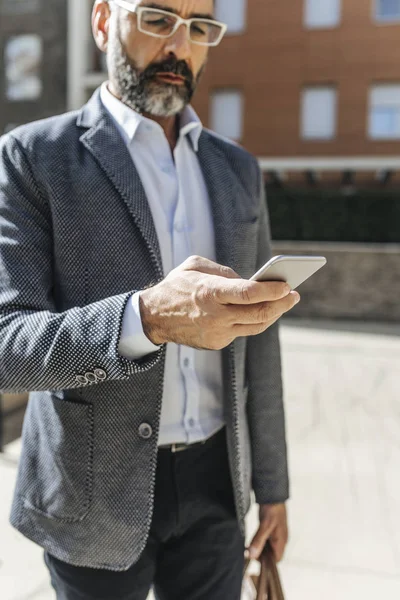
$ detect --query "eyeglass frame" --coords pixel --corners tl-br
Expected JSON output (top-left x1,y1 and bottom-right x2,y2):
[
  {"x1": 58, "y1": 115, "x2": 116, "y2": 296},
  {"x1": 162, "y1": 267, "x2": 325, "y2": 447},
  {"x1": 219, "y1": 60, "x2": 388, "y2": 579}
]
[{"x1": 110, "y1": 0, "x2": 228, "y2": 47}]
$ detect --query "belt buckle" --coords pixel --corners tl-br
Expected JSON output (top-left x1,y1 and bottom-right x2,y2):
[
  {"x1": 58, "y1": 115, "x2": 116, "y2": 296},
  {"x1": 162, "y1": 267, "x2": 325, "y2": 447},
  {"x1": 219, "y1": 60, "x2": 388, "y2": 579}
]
[{"x1": 171, "y1": 443, "x2": 188, "y2": 453}]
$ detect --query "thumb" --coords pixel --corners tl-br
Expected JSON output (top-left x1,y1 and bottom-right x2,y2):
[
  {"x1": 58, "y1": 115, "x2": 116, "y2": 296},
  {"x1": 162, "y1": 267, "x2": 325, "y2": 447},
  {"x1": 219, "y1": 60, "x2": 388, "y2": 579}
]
[{"x1": 249, "y1": 521, "x2": 275, "y2": 560}]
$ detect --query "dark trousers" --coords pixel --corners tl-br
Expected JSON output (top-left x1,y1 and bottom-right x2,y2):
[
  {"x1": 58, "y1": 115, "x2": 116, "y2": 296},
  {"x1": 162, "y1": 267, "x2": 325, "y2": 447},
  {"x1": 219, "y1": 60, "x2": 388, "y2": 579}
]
[{"x1": 44, "y1": 428, "x2": 245, "y2": 600}]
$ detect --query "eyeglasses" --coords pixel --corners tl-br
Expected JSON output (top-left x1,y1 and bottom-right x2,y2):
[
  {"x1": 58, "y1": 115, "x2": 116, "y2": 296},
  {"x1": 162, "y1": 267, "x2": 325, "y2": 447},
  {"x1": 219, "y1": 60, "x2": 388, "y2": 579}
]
[{"x1": 111, "y1": 1, "x2": 228, "y2": 47}]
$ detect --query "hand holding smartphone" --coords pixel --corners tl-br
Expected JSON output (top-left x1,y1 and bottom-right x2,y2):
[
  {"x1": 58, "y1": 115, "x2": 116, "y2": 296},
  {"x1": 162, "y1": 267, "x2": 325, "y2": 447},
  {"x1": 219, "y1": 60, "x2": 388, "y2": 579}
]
[{"x1": 250, "y1": 255, "x2": 327, "y2": 289}]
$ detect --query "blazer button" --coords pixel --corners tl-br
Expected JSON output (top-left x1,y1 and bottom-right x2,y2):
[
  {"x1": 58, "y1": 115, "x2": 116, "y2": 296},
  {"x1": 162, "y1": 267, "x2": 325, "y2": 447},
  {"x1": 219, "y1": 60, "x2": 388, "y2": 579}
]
[
  {"x1": 76, "y1": 375, "x2": 88, "y2": 385},
  {"x1": 138, "y1": 423, "x2": 153, "y2": 440},
  {"x1": 85, "y1": 372, "x2": 97, "y2": 384},
  {"x1": 94, "y1": 368, "x2": 107, "y2": 381}
]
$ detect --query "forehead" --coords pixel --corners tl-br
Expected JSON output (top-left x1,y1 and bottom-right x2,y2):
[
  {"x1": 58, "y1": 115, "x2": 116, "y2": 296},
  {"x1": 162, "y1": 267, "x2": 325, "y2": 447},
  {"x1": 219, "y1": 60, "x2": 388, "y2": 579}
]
[{"x1": 136, "y1": 0, "x2": 214, "y2": 18}]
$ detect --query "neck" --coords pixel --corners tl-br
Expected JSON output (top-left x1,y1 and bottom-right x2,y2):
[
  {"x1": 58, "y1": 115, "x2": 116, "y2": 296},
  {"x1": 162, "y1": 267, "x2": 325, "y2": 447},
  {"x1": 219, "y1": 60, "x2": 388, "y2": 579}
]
[{"x1": 107, "y1": 82, "x2": 180, "y2": 150}]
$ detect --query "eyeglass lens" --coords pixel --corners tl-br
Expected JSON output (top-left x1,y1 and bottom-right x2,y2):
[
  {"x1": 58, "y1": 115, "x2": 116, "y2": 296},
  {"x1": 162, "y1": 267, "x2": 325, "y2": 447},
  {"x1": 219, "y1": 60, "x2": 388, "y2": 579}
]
[{"x1": 140, "y1": 10, "x2": 223, "y2": 44}]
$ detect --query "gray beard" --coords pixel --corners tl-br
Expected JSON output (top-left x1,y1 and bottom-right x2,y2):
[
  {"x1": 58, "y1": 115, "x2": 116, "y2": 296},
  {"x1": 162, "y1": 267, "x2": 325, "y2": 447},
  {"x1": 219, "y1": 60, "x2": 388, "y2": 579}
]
[{"x1": 107, "y1": 34, "x2": 191, "y2": 117}]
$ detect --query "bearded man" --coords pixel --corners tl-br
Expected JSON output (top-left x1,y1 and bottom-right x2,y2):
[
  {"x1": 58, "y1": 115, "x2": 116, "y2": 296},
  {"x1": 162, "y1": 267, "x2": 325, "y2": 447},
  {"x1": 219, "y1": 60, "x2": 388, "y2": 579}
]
[{"x1": 0, "y1": 1, "x2": 299, "y2": 598}]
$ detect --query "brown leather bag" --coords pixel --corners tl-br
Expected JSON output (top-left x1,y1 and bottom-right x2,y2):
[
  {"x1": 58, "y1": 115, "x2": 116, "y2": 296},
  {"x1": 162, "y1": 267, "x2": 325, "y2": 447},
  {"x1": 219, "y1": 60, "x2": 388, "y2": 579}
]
[{"x1": 243, "y1": 542, "x2": 285, "y2": 600}]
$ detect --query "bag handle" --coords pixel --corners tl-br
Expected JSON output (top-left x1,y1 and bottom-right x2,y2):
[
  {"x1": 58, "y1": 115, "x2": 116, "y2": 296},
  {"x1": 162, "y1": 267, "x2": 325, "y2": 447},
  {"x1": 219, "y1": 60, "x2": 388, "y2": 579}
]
[{"x1": 243, "y1": 542, "x2": 285, "y2": 600}]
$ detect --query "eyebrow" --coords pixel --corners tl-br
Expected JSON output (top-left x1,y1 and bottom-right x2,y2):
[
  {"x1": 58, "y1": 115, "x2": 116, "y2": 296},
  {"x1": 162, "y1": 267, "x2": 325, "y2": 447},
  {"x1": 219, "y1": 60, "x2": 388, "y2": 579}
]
[{"x1": 142, "y1": 3, "x2": 215, "y2": 20}]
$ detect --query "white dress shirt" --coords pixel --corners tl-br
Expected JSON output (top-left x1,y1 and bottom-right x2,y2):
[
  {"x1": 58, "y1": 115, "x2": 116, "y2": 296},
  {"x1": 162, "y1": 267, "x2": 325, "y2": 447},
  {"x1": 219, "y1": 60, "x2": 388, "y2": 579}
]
[{"x1": 100, "y1": 83, "x2": 225, "y2": 446}]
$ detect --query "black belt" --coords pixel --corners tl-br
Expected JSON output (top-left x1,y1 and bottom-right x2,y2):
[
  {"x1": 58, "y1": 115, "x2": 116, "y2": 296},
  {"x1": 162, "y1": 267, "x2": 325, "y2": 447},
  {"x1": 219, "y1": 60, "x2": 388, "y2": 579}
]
[
  {"x1": 158, "y1": 439, "x2": 207, "y2": 453},
  {"x1": 158, "y1": 427, "x2": 225, "y2": 453}
]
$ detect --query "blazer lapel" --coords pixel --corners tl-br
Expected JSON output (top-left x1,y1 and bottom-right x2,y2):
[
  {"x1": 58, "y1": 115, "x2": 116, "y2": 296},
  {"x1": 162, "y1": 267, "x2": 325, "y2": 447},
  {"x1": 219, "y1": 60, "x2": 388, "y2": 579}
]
[
  {"x1": 77, "y1": 90, "x2": 163, "y2": 279},
  {"x1": 197, "y1": 132, "x2": 245, "y2": 403},
  {"x1": 197, "y1": 133, "x2": 240, "y2": 274}
]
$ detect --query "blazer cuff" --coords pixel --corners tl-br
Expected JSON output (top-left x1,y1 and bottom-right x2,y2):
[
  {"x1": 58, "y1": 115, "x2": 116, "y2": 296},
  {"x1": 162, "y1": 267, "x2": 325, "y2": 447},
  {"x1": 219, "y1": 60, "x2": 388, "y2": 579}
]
[{"x1": 118, "y1": 292, "x2": 162, "y2": 360}]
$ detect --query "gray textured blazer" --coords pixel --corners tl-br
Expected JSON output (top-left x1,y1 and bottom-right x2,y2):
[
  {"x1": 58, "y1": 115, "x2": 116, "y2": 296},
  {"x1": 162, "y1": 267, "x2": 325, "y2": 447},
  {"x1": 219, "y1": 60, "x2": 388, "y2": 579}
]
[{"x1": 0, "y1": 89, "x2": 288, "y2": 571}]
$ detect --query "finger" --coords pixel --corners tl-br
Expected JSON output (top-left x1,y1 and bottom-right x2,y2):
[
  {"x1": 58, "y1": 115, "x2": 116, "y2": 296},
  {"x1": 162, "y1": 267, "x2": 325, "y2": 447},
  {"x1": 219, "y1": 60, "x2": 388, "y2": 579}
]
[
  {"x1": 233, "y1": 321, "x2": 280, "y2": 338},
  {"x1": 214, "y1": 279, "x2": 292, "y2": 306},
  {"x1": 180, "y1": 255, "x2": 240, "y2": 279},
  {"x1": 233, "y1": 315, "x2": 282, "y2": 338},
  {"x1": 248, "y1": 521, "x2": 276, "y2": 559},
  {"x1": 228, "y1": 291, "x2": 300, "y2": 326},
  {"x1": 269, "y1": 525, "x2": 289, "y2": 563}
]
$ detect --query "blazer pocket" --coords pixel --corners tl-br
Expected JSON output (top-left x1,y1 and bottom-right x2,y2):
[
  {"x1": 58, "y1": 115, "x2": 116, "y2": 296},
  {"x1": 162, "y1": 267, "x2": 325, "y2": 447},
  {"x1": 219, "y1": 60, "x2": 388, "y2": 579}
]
[{"x1": 22, "y1": 395, "x2": 94, "y2": 522}]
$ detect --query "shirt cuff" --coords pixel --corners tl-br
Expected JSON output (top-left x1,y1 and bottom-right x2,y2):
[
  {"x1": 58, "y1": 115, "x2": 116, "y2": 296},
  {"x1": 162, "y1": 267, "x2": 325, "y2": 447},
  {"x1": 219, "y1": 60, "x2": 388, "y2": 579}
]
[{"x1": 118, "y1": 292, "x2": 161, "y2": 360}]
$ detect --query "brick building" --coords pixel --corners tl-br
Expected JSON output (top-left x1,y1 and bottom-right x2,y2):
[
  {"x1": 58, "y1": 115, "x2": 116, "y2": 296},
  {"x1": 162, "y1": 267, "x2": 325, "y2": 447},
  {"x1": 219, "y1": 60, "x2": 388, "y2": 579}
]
[
  {"x1": 3, "y1": 0, "x2": 400, "y2": 173},
  {"x1": 63, "y1": 0, "x2": 400, "y2": 179},
  {"x1": 199, "y1": 0, "x2": 400, "y2": 155}
]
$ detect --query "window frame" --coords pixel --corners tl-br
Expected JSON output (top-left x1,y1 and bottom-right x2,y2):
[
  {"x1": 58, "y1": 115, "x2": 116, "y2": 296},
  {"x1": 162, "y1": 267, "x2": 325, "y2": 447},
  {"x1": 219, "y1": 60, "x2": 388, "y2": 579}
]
[
  {"x1": 210, "y1": 88, "x2": 244, "y2": 142},
  {"x1": 368, "y1": 84, "x2": 400, "y2": 140},
  {"x1": 300, "y1": 85, "x2": 338, "y2": 141},
  {"x1": 374, "y1": 0, "x2": 400, "y2": 24},
  {"x1": 304, "y1": 0, "x2": 342, "y2": 30},
  {"x1": 214, "y1": 0, "x2": 247, "y2": 35}
]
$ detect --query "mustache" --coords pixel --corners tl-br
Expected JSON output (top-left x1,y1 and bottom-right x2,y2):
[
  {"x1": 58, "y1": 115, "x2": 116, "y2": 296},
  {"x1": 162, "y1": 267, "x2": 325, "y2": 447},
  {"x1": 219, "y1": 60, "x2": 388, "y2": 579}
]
[{"x1": 142, "y1": 58, "x2": 194, "y2": 88}]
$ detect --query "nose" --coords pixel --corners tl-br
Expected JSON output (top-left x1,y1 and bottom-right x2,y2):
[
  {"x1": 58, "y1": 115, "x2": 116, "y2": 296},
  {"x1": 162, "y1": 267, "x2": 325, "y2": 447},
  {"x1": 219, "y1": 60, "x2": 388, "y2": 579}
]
[{"x1": 164, "y1": 23, "x2": 191, "y2": 61}]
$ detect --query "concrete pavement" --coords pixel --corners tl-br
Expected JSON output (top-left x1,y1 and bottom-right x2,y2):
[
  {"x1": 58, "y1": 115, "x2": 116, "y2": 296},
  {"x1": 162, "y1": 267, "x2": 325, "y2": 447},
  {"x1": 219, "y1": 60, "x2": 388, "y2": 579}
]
[{"x1": 1, "y1": 319, "x2": 400, "y2": 599}]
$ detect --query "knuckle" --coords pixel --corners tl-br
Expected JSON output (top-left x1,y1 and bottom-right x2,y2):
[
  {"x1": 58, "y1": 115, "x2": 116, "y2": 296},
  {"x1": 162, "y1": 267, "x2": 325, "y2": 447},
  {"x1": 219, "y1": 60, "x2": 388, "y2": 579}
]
[
  {"x1": 240, "y1": 283, "x2": 252, "y2": 304},
  {"x1": 186, "y1": 254, "x2": 202, "y2": 268},
  {"x1": 221, "y1": 265, "x2": 239, "y2": 279},
  {"x1": 195, "y1": 281, "x2": 215, "y2": 304},
  {"x1": 271, "y1": 282, "x2": 289, "y2": 301},
  {"x1": 258, "y1": 302, "x2": 272, "y2": 323}
]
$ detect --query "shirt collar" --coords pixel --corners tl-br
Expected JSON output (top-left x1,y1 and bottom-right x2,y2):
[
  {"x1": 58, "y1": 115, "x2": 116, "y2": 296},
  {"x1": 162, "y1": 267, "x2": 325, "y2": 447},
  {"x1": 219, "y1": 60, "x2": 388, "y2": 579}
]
[{"x1": 100, "y1": 82, "x2": 202, "y2": 152}]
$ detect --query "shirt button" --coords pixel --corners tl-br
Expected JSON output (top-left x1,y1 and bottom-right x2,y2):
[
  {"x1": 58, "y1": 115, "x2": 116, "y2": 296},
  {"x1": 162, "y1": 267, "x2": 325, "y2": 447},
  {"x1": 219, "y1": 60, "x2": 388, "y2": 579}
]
[
  {"x1": 138, "y1": 423, "x2": 153, "y2": 440},
  {"x1": 183, "y1": 358, "x2": 190, "y2": 368},
  {"x1": 174, "y1": 223, "x2": 185, "y2": 233},
  {"x1": 188, "y1": 419, "x2": 195, "y2": 428}
]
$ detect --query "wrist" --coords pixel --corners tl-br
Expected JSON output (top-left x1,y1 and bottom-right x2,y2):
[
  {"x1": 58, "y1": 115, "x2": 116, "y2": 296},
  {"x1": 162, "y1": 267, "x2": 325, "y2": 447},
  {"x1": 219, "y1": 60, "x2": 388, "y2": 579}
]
[{"x1": 139, "y1": 288, "x2": 167, "y2": 346}]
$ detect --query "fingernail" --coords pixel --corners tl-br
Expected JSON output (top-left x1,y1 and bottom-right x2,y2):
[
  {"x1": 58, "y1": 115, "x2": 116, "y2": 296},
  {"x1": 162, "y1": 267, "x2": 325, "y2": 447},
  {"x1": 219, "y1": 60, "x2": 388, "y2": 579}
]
[
  {"x1": 249, "y1": 547, "x2": 258, "y2": 559},
  {"x1": 291, "y1": 291, "x2": 300, "y2": 304}
]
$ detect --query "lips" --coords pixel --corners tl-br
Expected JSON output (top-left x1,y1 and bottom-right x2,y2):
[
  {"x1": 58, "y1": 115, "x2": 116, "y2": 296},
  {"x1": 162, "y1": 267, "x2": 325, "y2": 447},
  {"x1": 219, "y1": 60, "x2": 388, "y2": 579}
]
[{"x1": 156, "y1": 72, "x2": 186, "y2": 85}]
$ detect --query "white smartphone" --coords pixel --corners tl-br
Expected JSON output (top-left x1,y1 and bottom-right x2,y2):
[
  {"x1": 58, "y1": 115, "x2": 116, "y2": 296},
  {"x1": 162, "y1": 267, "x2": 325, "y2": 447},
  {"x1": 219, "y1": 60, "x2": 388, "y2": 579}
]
[{"x1": 250, "y1": 255, "x2": 327, "y2": 290}]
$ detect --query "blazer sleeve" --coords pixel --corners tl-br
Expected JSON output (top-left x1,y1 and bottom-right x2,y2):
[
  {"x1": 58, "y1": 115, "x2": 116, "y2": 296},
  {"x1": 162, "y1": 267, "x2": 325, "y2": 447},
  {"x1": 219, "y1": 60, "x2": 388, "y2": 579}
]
[
  {"x1": 245, "y1": 165, "x2": 290, "y2": 505},
  {"x1": 0, "y1": 134, "x2": 163, "y2": 393}
]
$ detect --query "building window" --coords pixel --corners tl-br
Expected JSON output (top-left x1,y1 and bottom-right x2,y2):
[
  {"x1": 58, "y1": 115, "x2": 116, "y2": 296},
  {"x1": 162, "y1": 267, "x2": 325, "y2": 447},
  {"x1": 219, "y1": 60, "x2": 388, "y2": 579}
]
[
  {"x1": 375, "y1": 0, "x2": 400, "y2": 21},
  {"x1": 369, "y1": 85, "x2": 400, "y2": 139},
  {"x1": 304, "y1": 0, "x2": 341, "y2": 29},
  {"x1": 215, "y1": 0, "x2": 246, "y2": 34},
  {"x1": 211, "y1": 90, "x2": 243, "y2": 141},
  {"x1": 301, "y1": 87, "x2": 337, "y2": 140},
  {"x1": 5, "y1": 35, "x2": 43, "y2": 102}
]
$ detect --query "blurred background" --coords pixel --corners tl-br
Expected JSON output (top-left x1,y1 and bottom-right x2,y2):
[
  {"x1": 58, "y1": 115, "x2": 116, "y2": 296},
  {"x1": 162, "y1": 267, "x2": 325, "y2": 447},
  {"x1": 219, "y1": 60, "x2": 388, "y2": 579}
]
[{"x1": 1, "y1": 0, "x2": 400, "y2": 598}]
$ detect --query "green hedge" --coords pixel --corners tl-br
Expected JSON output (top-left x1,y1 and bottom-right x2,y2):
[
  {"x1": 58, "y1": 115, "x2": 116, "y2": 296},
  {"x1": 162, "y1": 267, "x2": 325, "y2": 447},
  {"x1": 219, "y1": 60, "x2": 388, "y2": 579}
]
[{"x1": 266, "y1": 186, "x2": 400, "y2": 243}]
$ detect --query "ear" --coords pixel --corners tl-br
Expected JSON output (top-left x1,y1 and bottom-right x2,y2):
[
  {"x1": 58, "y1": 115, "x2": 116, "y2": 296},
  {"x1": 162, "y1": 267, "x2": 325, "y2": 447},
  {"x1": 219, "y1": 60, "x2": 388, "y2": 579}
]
[{"x1": 92, "y1": 0, "x2": 112, "y2": 53}]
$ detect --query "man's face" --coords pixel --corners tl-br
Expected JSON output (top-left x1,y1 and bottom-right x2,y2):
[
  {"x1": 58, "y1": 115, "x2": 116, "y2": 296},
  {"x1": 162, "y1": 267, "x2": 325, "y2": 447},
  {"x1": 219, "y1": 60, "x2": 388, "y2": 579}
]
[{"x1": 103, "y1": 0, "x2": 214, "y2": 116}]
